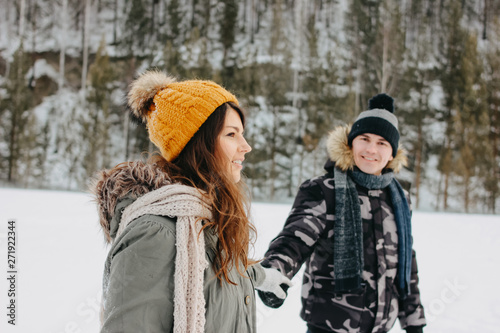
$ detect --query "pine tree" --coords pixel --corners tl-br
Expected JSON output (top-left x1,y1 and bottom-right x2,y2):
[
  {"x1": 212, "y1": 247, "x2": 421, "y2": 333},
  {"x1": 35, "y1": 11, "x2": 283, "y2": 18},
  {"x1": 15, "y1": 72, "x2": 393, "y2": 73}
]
[
  {"x1": 241, "y1": 0, "x2": 295, "y2": 200},
  {"x1": 261, "y1": 0, "x2": 294, "y2": 200},
  {"x1": 371, "y1": 0, "x2": 406, "y2": 95},
  {"x1": 298, "y1": 14, "x2": 348, "y2": 182},
  {"x1": 344, "y1": 0, "x2": 381, "y2": 109},
  {"x1": 166, "y1": 0, "x2": 182, "y2": 44},
  {"x1": 83, "y1": 38, "x2": 117, "y2": 180},
  {"x1": 220, "y1": 0, "x2": 238, "y2": 85},
  {"x1": 436, "y1": 1, "x2": 468, "y2": 210},
  {"x1": 0, "y1": 45, "x2": 33, "y2": 183},
  {"x1": 33, "y1": 120, "x2": 51, "y2": 188},
  {"x1": 181, "y1": 27, "x2": 213, "y2": 80},
  {"x1": 121, "y1": 0, "x2": 153, "y2": 55},
  {"x1": 397, "y1": 0, "x2": 438, "y2": 209},
  {"x1": 482, "y1": 17, "x2": 500, "y2": 213},
  {"x1": 58, "y1": 0, "x2": 69, "y2": 89},
  {"x1": 81, "y1": 0, "x2": 93, "y2": 91},
  {"x1": 453, "y1": 33, "x2": 489, "y2": 212}
]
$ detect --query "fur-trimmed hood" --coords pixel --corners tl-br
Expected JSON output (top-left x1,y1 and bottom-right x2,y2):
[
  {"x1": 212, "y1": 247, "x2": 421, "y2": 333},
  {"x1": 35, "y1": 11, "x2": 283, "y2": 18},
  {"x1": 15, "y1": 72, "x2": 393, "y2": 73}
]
[
  {"x1": 326, "y1": 125, "x2": 407, "y2": 173},
  {"x1": 90, "y1": 161, "x2": 171, "y2": 243}
]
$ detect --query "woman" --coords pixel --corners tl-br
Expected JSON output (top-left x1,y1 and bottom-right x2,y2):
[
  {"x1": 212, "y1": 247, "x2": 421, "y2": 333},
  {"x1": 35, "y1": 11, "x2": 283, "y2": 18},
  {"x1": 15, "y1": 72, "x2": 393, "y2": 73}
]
[
  {"x1": 92, "y1": 70, "x2": 291, "y2": 333},
  {"x1": 259, "y1": 94, "x2": 426, "y2": 333}
]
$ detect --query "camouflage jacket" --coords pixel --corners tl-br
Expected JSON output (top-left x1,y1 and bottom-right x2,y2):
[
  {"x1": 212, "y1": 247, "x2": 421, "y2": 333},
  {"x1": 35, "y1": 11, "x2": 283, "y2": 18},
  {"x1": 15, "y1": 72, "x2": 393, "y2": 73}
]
[{"x1": 262, "y1": 126, "x2": 426, "y2": 333}]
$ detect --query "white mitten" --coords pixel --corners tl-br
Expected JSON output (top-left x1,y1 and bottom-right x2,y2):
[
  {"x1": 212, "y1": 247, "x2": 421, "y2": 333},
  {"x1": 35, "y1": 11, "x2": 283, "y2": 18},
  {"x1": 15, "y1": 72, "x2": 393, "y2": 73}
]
[{"x1": 256, "y1": 265, "x2": 293, "y2": 299}]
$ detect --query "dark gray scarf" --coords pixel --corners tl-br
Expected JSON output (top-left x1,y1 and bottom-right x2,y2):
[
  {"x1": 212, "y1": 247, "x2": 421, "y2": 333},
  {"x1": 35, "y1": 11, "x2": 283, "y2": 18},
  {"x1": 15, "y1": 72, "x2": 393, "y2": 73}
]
[{"x1": 333, "y1": 167, "x2": 412, "y2": 299}]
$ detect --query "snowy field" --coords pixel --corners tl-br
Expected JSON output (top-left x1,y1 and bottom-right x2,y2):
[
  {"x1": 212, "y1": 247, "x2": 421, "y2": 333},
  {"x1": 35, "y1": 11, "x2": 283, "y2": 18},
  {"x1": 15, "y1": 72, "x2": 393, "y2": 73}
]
[{"x1": 0, "y1": 187, "x2": 499, "y2": 333}]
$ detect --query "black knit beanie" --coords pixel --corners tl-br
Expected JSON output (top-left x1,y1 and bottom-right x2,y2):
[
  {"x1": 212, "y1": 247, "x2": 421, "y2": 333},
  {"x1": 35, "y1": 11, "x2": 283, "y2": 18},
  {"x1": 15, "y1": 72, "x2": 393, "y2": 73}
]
[{"x1": 347, "y1": 93, "x2": 400, "y2": 157}]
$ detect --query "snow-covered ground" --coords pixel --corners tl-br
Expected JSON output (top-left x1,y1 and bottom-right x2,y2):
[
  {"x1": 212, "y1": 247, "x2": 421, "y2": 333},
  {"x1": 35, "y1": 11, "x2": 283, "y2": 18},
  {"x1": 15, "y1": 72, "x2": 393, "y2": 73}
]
[{"x1": 0, "y1": 188, "x2": 499, "y2": 333}]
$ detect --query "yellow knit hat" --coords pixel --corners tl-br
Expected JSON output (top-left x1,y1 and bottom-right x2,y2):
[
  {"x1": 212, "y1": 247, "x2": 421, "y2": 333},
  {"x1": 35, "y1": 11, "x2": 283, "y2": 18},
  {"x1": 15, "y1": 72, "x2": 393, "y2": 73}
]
[{"x1": 128, "y1": 70, "x2": 239, "y2": 161}]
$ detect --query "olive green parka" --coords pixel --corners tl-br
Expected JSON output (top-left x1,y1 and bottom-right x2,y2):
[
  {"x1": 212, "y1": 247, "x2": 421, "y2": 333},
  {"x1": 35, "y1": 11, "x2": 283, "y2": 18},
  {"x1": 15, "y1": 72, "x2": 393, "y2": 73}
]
[{"x1": 92, "y1": 161, "x2": 265, "y2": 333}]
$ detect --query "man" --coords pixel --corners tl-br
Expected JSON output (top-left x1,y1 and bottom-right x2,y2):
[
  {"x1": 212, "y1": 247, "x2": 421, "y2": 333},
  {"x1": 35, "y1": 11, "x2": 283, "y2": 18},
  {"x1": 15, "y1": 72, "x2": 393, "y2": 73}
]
[{"x1": 258, "y1": 94, "x2": 426, "y2": 333}]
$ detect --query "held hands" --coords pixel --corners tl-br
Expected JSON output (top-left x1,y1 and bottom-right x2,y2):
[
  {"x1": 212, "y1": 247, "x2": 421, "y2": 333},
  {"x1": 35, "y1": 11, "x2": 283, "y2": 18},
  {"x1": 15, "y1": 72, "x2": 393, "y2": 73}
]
[{"x1": 256, "y1": 265, "x2": 293, "y2": 308}]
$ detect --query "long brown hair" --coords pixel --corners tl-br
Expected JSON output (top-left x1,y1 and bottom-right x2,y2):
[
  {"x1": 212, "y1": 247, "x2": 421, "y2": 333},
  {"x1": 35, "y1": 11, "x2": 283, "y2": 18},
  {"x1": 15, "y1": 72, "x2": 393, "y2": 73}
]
[{"x1": 150, "y1": 101, "x2": 257, "y2": 284}]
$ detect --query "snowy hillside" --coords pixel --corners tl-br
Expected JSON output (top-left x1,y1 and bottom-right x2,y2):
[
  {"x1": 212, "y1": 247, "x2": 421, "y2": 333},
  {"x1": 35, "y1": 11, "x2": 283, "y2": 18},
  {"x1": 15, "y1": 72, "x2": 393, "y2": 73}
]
[
  {"x1": 1, "y1": 0, "x2": 499, "y2": 213},
  {"x1": 0, "y1": 188, "x2": 499, "y2": 332}
]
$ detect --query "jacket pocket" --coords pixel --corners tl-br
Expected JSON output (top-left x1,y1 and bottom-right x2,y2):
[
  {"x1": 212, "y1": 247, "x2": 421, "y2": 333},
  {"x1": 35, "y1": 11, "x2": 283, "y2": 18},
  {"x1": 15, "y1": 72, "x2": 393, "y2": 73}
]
[{"x1": 306, "y1": 284, "x2": 367, "y2": 331}]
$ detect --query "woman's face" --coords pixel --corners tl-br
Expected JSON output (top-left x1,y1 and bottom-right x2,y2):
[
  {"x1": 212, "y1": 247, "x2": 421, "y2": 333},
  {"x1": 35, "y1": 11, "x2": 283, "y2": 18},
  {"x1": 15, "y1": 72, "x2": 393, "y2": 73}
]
[
  {"x1": 217, "y1": 107, "x2": 252, "y2": 183},
  {"x1": 352, "y1": 133, "x2": 393, "y2": 175}
]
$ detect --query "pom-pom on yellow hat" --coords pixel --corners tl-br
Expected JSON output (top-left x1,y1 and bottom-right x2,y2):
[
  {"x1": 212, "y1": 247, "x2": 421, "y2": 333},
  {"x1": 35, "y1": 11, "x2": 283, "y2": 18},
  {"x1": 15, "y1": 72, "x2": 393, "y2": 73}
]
[{"x1": 127, "y1": 70, "x2": 239, "y2": 161}]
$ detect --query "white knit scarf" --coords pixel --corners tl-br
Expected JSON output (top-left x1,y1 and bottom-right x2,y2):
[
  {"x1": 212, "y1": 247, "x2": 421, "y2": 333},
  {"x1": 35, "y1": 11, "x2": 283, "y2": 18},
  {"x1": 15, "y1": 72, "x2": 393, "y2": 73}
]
[{"x1": 116, "y1": 184, "x2": 213, "y2": 333}]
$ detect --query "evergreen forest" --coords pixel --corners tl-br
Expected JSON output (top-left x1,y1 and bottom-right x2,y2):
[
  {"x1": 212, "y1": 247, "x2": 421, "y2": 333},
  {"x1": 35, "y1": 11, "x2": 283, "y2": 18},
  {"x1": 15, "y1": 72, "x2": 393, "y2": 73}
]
[{"x1": 0, "y1": 0, "x2": 499, "y2": 213}]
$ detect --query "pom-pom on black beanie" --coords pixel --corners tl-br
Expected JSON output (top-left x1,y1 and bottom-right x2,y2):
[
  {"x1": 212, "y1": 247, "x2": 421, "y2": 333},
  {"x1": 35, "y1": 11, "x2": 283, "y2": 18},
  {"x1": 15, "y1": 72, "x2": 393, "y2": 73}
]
[{"x1": 347, "y1": 93, "x2": 400, "y2": 157}]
